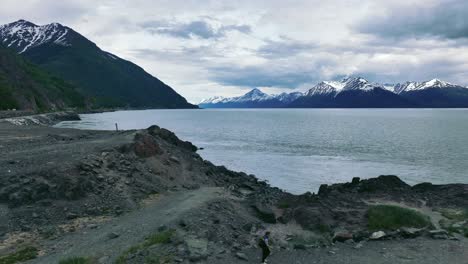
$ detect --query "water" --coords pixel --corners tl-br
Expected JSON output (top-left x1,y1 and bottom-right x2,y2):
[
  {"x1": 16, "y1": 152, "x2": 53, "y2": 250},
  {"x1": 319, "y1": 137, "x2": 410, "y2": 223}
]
[{"x1": 56, "y1": 109, "x2": 468, "y2": 194}]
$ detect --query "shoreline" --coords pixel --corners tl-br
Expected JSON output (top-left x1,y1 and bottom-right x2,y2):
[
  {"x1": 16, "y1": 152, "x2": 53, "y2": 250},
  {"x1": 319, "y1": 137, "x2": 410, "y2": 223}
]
[{"x1": 0, "y1": 112, "x2": 467, "y2": 263}]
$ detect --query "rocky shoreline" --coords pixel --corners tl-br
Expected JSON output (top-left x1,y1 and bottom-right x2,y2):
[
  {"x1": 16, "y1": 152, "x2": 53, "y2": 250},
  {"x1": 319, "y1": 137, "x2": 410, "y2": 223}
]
[{"x1": 0, "y1": 113, "x2": 467, "y2": 264}]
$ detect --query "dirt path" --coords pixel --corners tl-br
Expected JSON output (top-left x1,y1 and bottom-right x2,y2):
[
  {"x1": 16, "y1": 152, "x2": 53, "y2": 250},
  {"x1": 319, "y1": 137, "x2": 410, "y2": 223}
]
[
  {"x1": 213, "y1": 237, "x2": 468, "y2": 264},
  {"x1": 29, "y1": 187, "x2": 226, "y2": 264}
]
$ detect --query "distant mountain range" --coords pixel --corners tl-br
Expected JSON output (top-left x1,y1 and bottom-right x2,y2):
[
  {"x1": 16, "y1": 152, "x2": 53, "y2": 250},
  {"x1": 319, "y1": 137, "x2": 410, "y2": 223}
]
[
  {"x1": 0, "y1": 20, "x2": 196, "y2": 110},
  {"x1": 200, "y1": 77, "x2": 468, "y2": 108}
]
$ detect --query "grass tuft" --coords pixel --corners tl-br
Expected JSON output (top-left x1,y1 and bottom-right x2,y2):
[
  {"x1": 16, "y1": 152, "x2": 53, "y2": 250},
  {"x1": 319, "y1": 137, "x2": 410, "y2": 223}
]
[
  {"x1": 367, "y1": 205, "x2": 431, "y2": 231},
  {"x1": 115, "y1": 229, "x2": 175, "y2": 264},
  {"x1": 0, "y1": 247, "x2": 38, "y2": 264}
]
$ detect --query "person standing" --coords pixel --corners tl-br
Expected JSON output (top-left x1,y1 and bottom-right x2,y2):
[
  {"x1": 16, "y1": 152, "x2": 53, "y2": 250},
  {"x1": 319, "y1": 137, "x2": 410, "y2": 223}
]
[{"x1": 258, "y1": 231, "x2": 271, "y2": 263}]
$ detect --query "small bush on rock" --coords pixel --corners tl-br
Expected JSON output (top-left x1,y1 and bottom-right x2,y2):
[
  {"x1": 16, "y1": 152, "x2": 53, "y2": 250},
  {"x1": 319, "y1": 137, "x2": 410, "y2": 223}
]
[{"x1": 367, "y1": 205, "x2": 431, "y2": 231}]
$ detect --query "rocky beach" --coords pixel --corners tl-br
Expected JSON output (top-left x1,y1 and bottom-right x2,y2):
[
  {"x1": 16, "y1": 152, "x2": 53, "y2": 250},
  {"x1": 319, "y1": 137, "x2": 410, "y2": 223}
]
[{"x1": 0, "y1": 112, "x2": 467, "y2": 264}]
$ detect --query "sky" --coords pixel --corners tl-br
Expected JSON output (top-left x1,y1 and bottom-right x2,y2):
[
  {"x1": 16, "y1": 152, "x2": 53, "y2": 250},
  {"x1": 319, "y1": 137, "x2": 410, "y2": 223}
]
[{"x1": 1, "y1": 0, "x2": 468, "y2": 103}]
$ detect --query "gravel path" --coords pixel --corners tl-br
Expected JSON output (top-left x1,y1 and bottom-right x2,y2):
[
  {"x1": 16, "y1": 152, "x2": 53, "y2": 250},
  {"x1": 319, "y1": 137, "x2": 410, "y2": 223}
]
[
  {"x1": 29, "y1": 187, "x2": 225, "y2": 264},
  {"x1": 213, "y1": 237, "x2": 468, "y2": 264}
]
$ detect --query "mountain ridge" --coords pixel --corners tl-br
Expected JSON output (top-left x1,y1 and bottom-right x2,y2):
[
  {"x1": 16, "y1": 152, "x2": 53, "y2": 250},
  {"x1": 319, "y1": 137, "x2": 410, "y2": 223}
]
[
  {"x1": 0, "y1": 20, "x2": 197, "y2": 109},
  {"x1": 200, "y1": 77, "x2": 468, "y2": 108}
]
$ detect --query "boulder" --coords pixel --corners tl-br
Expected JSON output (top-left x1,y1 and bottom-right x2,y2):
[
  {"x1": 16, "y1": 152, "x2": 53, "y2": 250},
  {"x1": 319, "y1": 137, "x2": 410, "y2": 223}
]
[
  {"x1": 251, "y1": 204, "x2": 276, "y2": 223},
  {"x1": 400, "y1": 227, "x2": 425, "y2": 238},
  {"x1": 333, "y1": 231, "x2": 354, "y2": 242},
  {"x1": 429, "y1": 229, "x2": 448, "y2": 240},
  {"x1": 370, "y1": 231, "x2": 386, "y2": 240},
  {"x1": 132, "y1": 133, "x2": 162, "y2": 158}
]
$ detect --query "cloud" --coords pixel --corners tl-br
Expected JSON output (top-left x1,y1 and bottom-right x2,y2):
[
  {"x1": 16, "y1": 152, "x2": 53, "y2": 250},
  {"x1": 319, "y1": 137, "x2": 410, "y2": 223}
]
[
  {"x1": 356, "y1": 1, "x2": 468, "y2": 40},
  {"x1": 209, "y1": 62, "x2": 327, "y2": 88},
  {"x1": 141, "y1": 19, "x2": 251, "y2": 39},
  {"x1": 258, "y1": 37, "x2": 317, "y2": 58},
  {"x1": 2, "y1": 0, "x2": 468, "y2": 102}
]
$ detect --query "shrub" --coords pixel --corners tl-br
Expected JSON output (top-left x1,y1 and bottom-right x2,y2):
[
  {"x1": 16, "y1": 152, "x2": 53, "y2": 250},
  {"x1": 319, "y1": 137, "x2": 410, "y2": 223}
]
[
  {"x1": 115, "y1": 229, "x2": 175, "y2": 264},
  {"x1": 0, "y1": 247, "x2": 38, "y2": 264},
  {"x1": 367, "y1": 205, "x2": 431, "y2": 231}
]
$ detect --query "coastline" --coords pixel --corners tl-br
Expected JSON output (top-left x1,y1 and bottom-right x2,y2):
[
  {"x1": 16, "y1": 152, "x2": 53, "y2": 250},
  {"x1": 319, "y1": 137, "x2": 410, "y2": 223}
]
[{"x1": 0, "y1": 112, "x2": 466, "y2": 263}]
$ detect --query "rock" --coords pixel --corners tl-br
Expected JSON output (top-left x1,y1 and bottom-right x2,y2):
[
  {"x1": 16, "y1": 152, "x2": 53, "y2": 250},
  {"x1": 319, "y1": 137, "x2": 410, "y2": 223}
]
[
  {"x1": 353, "y1": 230, "x2": 370, "y2": 242},
  {"x1": 107, "y1": 232, "x2": 120, "y2": 239},
  {"x1": 370, "y1": 231, "x2": 386, "y2": 240},
  {"x1": 429, "y1": 229, "x2": 448, "y2": 240},
  {"x1": 66, "y1": 212, "x2": 79, "y2": 220},
  {"x1": 354, "y1": 242, "x2": 364, "y2": 249},
  {"x1": 169, "y1": 156, "x2": 180, "y2": 164},
  {"x1": 333, "y1": 231, "x2": 354, "y2": 243},
  {"x1": 133, "y1": 133, "x2": 162, "y2": 158},
  {"x1": 251, "y1": 204, "x2": 276, "y2": 223},
  {"x1": 400, "y1": 227, "x2": 425, "y2": 238},
  {"x1": 235, "y1": 252, "x2": 248, "y2": 261},
  {"x1": 351, "y1": 177, "x2": 360, "y2": 184},
  {"x1": 318, "y1": 184, "x2": 329, "y2": 196},
  {"x1": 186, "y1": 237, "x2": 209, "y2": 261}
]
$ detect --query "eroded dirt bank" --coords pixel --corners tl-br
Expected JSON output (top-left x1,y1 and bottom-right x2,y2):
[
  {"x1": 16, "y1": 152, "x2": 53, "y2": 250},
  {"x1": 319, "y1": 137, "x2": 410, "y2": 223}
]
[{"x1": 0, "y1": 114, "x2": 466, "y2": 264}]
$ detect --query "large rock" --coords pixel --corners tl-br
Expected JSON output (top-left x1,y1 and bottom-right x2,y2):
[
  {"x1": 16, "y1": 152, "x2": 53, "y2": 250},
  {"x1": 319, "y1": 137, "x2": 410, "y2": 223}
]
[
  {"x1": 400, "y1": 227, "x2": 425, "y2": 238},
  {"x1": 333, "y1": 231, "x2": 354, "y2": 242},
  {"x1": 370, "y1": 231, "x2": 386, "y2": 240},
  {"x1": 251, "y1": 203, "x2": 276, "y2": 223},
  {"x1": 133, "y1": 133, "x2": 162, "y2": 158},
  {"x1": 429, "y1": 229, "x2": 448, "y2": 240}
]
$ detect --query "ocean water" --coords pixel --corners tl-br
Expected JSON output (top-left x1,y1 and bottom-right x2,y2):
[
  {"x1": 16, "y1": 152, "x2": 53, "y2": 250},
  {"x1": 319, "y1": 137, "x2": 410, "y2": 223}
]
[{"x1": 56, "y1": 109, "x2": 468, "y2": 194}]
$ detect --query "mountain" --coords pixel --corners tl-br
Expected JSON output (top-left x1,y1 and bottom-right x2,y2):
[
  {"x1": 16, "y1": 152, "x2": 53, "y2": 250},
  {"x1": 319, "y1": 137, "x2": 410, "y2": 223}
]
[
  {"x1": 396, "y1": 79, "x2": 468, "y2": 107},
  {"x1": 291, "y1": 77, "x2": 414, "y2": 108},
  {"x1": 199, "y1": 88, "x2": 303, "y2": 108},
  {"x1": 0, "y1": 20, "x2": 196, "y2": 109},
  {"x1": 200, "y1": 77, "x2": 468, "y2": 108},
  {"x1": 0, "y1": 44, "x2": 85, "y2": 111}
]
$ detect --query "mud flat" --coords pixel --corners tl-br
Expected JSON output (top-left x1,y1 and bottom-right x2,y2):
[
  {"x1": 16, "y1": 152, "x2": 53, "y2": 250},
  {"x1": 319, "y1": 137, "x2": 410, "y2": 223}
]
[{"x1": 0, "y1": 113, "x2": 466, "y2": 264}]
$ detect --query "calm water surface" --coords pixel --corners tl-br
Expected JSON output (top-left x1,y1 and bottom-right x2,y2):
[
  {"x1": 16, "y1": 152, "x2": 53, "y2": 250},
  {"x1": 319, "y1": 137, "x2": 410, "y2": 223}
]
[{"x1": 56, "y1": 109, "x2": 468, "y2": 194}]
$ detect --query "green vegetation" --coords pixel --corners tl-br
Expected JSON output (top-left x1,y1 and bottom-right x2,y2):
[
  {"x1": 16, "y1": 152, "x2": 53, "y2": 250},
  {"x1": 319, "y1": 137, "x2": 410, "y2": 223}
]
[
  {"x1": 277, "y1": 201, "x2": 291, "y2": 209},
  {"x1": 58, "y1": 257, "x2": 96, "y2": 264},
  {"x1": 367, "y1": 205, "x2": 432, "y2": 231},
  {"x1": 439, "y1": 208, "x2": 468, "y2": 221},
  {"x1": 115, "y1": 229, "x2": 175, "y2": 264},
  {"x1": 0, "y1": 247, "x2": 38, "y2": 264},
  {"x1": 0, "y1": 45, "x2": 85, "y2": 111},
  {"x1": 438, "y1": 208, "x2": 468, "y2": 237}
]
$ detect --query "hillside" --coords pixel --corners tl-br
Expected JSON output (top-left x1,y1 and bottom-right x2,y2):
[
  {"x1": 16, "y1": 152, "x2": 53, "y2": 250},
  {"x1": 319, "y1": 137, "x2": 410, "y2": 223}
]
[
  {"x1": 0, "y1": 20, "x2": 196, "y2": 109},
  {"x1": 0, "y1": 45, "x2": 85, "y2": 111}
]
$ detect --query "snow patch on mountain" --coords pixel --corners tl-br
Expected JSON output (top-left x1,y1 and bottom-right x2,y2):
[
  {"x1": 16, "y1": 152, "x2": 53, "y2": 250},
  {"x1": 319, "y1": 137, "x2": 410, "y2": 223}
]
[
  {"x1": 0, "y1": 20, "x2": 71, "y2": 53},
  {"x1": 200, "y1": 88, "x2": 303, "y2": 105}
]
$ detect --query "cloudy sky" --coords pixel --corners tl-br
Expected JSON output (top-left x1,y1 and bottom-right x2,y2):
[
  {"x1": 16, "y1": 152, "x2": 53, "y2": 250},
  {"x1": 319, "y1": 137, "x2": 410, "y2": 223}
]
[{"x1": 1, "y1": 0, "x2": 468, "y2": 103}]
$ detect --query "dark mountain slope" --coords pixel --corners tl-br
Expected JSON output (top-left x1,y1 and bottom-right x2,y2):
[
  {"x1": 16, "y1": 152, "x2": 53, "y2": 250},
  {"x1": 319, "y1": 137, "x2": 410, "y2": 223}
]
[
  {"x1": 0, "y1": 20, "x2": 196, "y2": 109},
  {"x1": 0, "y1": 45, "x2": 85, "y2": 111}
]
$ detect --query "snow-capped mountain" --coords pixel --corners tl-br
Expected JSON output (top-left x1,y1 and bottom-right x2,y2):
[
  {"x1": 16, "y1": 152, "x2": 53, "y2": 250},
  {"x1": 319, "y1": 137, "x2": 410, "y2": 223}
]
[
  {"x1": 200, "y1": 77, "x2": 468, "y2": 108},
  {"x1": 305, "y1": 77, "x2": 384, "y2": 97},
  {"x1": 199, "y1": 89, "x2": 303, "y2": 108},
  {"x1": 391, "y1": 79, "x2": 462, "y2": 94},
  {"x1": 0, "y1": 20, "x2": 71, "y2": 53},
  {"x1": 0, "y1": 19, "x2": 196, "y2": 109},
  {"x1": 232, "y1": 88, "x2": 274, "y2": 102}
]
